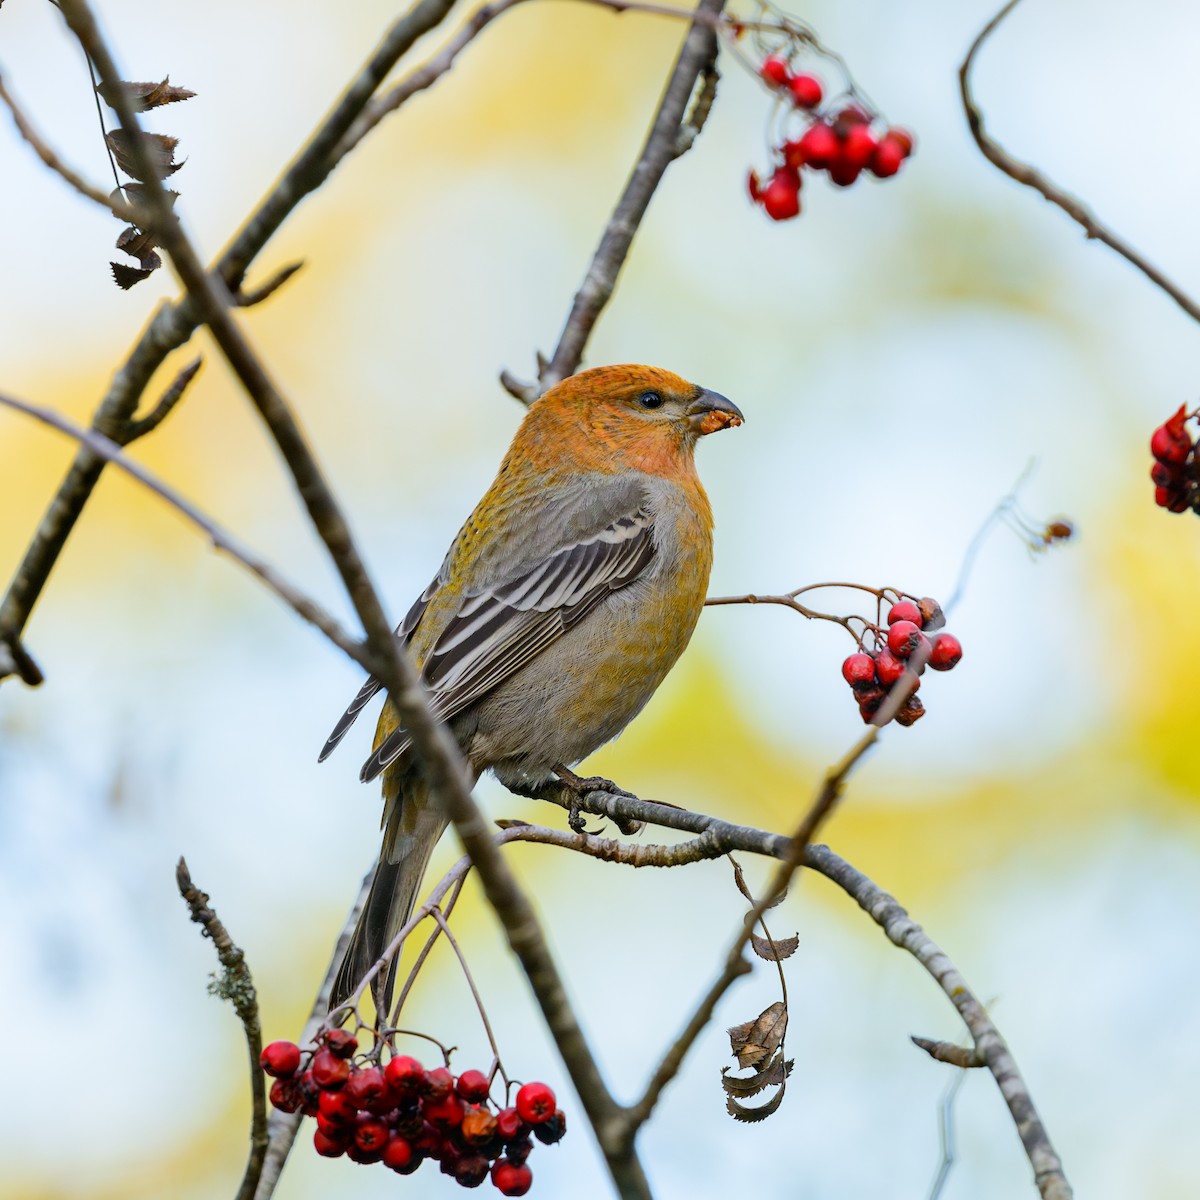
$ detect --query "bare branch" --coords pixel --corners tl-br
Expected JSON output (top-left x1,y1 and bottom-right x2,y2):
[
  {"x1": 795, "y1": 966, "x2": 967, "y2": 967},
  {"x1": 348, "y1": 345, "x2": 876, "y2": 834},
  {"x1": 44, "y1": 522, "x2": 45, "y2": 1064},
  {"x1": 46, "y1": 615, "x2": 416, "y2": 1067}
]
[
  {"x1": 808, "y1": 845, "x2": 1073, "y2": 1200},
  {"x1": 0, "y1": 390, "x2": 373, "y2": 671},
  {"x1": 175, "y1": 858, "x2": 266, "y2": 1200},
  {"x1": 124, "y1": 356, "x2": 202, "y2": 440},
  {"x1": 961, "y1": 0, "x2": 1200, "y2": 325},
  {"x1": 0, "y1": 73, "x2": 137, "y2": 222},
  {"x1": 253, "y1": 869, "x2": 372, "y2": 1200},
  {"x1": 0, "y1": 0, "x2": 463, "y2": 676},
  {"x1": 507, "y1": 0, "x2": 728, "y2": 398},
  {"x1": 911, "y1": 1036, "x2": 986, "y2": 1069},
  {"x1": 235, "y1": 260, "x2": 305, "y2": 308}
]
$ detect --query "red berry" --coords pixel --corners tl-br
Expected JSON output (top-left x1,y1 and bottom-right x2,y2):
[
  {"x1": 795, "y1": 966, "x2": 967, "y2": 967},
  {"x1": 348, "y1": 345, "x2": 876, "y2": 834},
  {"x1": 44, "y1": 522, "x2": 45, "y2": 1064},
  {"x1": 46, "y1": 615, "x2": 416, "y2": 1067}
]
[
  {"x1": 382, "y1": 1134, "x2": 415, "y2": 1171},
  {"x1": 1151, "y1": 461, "x2": 1180, "y2": 486},
  {"x1": 422, "y1": 1066, "x2": 454, "y2": 1101},
  {"x1": 354, "y1": 1118, "x2": 390, "y2": 1153},
  {"x1": 532, "y1": 1109, "x2": 567, "y2": 1145},
  {"x1": 795, "y1": 122, "x2": 838, "y2": 169},
  {"x1": 259, "y1": 1040, "x2": 301, "y2": 1078},
  {"x1": 269, "y1": 1077, "x2": 301, "y2": 1113},
  {"x1": 788, "y1": 73, "x2": 823, "y2": 108},
  {"x1": 929, "y1": 633, "x2": 962, "y2": 671},
  {"x1": 1151, "y1": 424, "x2": 1191, "y2": 464},
  {"x1": 886, "y1": 127, "x2": 915, "y2": 156},
  {"x1": 457, "y1": 1069, "x2": 491, "y2": 1104},
  {"x1": 840, "y1": 123, "x2": 878, "y2": 170},
  {"x1": 887, "y1": 620, "x2": 922, "y2": 659},
  {"x1": 841, "y1": 652, "x2": 876, "y2": 685},
  {"x1": 424, "y1": 1093, "x2": 466, "y2": 1127},
  {"x1": 346, "y1": 1139, "x2": 385, "y2": 1164},
  {"x1": 496, "y1": 1106, "x2": 527, "y2": 1141},
  {"x1": 313, "y1": 1128, "x2": 350, "y2": 1157},
  {"x1": 515, "y1": 1081, "x2": 557, "y2": 1125},
  {"x1": 318, "y1": 1087, "x2": 357, "y2": 1125},
  {"x1": 384, "y1": 1054, "x2": 424, "y2": 1092},
  {"x1": 886, "y1": 600, "x2": 924, "y2": 628},
  {"x1": 492, "y1": 1158, "x2": 534, "y2": 1197},
  {"x1": 1169, "y1": 490, "x2": 1193, "y2": 513},
  {"x1": 323, "y1": 1028, "x2": 358, "y2": 1059},
  {"x1": 761, "y1": 168, "x2": 801, "y2": 221},
  {"x1": 830, "y1": 106, "x2": 868, "y2": 136},
  {"x1": 1154, "y1": 485, "x2": 1173, "y2": 508},
  {"x1": 344, "y1": 1066, "x2": 386, "y2": 1109},
  {"x1": 874, "y1": 648, "x2": 906, "y2": 687},
  {"x1": 747, "y1": 169, "x2": 762, "y2": 204},
  {"x1": 827, "y1": 157, "x2": 862, "y2": 187},
  {"x1": 759, "y1": 56, "x2": 791, "y2": 87},
  {"x1": 310, "y1": 1047, "x2": 350, "y2": 1090},
  {"x1": 870, "y1": 137, "x2": 906, "y2": 178}
]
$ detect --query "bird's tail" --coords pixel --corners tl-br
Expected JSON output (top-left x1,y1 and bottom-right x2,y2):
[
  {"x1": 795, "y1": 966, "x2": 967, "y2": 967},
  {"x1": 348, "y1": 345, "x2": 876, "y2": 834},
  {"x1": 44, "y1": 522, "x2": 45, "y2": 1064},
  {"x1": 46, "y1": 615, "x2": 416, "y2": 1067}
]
[{"x1": 330, "y1": 776, "x2": 449, "y2": 1016}]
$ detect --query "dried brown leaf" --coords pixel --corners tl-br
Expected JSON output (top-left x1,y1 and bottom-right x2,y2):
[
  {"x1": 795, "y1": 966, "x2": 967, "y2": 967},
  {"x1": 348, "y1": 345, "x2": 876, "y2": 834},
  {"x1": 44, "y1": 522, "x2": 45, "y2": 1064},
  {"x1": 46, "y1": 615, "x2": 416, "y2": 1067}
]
[
  {"x1": 725, "y1": 1083, "x2": 788, "y2": 1123},
  {"x1": 721, "y1": 1051, "x2": 793, "y2": 1098},
  {"x1": 727, "y1": 1001, "x2": 787, "y2": 1070},
  {"x1": 115, "y1": 225, "x2": 156, "y2": 261},
  {"x1": 750, "y1": 931, "x2": 798, "y2": 962},
  {"x1": 97, "y1": 77, "x2": 196, "y2": 112},
  {"x1": 111, "y1": 261, "x2": 156, "y2": 290},
  {"x1": 105, "y1": 129, "x2": 183, "y2": 182}
]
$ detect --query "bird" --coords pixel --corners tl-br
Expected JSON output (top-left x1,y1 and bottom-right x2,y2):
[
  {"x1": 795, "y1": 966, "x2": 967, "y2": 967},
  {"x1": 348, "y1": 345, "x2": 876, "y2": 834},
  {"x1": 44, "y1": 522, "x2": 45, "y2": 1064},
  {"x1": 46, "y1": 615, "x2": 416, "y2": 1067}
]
[{"x1": 320, "y1": 364, "x2": 744, "y2": 1011}]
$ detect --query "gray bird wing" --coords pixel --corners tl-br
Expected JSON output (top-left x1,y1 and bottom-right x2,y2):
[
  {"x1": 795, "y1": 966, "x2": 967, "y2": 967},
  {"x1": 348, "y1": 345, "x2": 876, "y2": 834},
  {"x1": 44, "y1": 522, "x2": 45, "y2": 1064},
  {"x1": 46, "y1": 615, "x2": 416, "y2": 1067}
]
[
  {"x1": 317, "y1": 575, "x2": 440, "y2": 762},
  {"x1": 358, "y1": 494, "x2": 657, "y2": 783}
]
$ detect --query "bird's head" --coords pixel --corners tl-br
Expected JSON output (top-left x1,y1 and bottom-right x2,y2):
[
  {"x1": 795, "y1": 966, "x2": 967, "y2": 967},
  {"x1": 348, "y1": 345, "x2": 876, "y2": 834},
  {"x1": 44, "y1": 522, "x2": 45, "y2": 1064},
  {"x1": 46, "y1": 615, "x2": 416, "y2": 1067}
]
[{"x1": 520, "y1": 364, "x2": 744, "y2": 478}]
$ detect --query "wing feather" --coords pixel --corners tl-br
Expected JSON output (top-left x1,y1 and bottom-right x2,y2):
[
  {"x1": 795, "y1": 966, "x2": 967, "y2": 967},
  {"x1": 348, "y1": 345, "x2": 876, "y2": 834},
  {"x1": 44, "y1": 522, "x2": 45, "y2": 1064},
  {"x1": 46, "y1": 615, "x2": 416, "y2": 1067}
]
[{"x1": 358, "y1": 507, "x2": 655, "y2": 782}]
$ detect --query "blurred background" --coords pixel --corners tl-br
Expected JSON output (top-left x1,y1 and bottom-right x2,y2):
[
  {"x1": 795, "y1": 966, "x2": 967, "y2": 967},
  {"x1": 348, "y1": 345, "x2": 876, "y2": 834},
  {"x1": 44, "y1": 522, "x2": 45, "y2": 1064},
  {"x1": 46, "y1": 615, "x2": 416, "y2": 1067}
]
[{"x1": 2, "y1": 0, "x2": 1198, "y2": 1196}]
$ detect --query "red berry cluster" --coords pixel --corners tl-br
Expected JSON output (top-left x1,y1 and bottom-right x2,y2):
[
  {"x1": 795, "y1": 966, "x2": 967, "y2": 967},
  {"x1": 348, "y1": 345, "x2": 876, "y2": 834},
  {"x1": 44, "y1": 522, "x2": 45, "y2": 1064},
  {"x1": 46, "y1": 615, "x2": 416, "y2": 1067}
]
[
  {"x1": 840, "y1": 598, "x2": 962, "y2": 726},
  {"x1": 747, "y1": 55, "x2": 914, "y2": 221},
  {"x1": 1150, "y1": 404, "x2": 1199, "y2": 514},
  {"x1": 261, "y1": 1032, "x2": 564, "y2": 1194}
]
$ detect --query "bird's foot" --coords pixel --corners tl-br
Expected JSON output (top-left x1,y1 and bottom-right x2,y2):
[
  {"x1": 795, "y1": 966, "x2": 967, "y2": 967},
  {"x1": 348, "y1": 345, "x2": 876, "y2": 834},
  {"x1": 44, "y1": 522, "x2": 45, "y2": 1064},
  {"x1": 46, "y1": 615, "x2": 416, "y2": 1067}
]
[{"x1": 553, "y1": 766, "x2": 644, "y2": 835}]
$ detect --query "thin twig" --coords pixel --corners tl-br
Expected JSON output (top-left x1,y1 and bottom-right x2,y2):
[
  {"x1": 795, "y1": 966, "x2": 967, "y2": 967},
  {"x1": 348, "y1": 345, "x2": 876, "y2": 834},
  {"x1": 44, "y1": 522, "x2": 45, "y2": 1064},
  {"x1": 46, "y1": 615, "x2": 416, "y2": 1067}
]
[
  {"x1": 429, "y1": 908, "x2": 507, "y2": 1083},
  {"x1": 0, "y1": 0, "x2": 463, "y2": 674},
  {"x1": 0, "y1": 73, "x2": 136, "y2": 221},
  {"x1": 961, "y1": 0, "x2": 1200, "y2": 325},
  {"x1": 124, "y1": 356, "x2": 202, "y2": 440},
  {"x1": 0, "y1": 390, "x2": 374, "y2": 671},
  {"x1": 253, "y1": 869, "x2": 372, "y2": 1200},
  {"x1": 807, "y1": 845, "x2": 1072, "y2": 1200},
  {"x1": 503, "y1": 0, "x2": 728, "y2": 400},
  {"x1": 912, "y1": 1036, "x2": 986, "y2": 1069},
  {"x1": 175, "y1": 858, "x2": 266, "y2": 1200},
  {"x1": 235, "y1": 261, "x2": 305, "y2": 308},
  {"x1": 390, "y1": 876, "x2": 468, "y2": 1021}
]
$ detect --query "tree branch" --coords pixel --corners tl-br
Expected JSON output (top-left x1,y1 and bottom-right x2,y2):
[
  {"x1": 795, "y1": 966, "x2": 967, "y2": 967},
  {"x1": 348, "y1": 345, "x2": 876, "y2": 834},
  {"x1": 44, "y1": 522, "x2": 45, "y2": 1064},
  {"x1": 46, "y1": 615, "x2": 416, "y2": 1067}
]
[
  {"x1": 175, "y1": 858, "x2": 266, "y2": 1200},
  {"x1": 961, "y1": 0, "x2": 1200, "y2": 325},
  {"x1": 0, "y1": 390, "x2": 375, "y2": 672},
  {"x1": 0, "y1": 0, "x2": 464, "y2": 678},
  {"x1": 501, "y1": 0, "x2": 727, "y2": 401},
  {"x1": 253, "y1": 870, "x2": 372, "y2": 1200}
]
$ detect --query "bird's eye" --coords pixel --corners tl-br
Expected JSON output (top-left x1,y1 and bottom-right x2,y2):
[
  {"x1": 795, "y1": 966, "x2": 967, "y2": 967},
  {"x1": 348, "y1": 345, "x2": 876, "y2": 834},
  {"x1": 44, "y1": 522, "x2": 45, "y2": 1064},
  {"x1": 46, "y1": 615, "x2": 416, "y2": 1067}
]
[{"x1": 638, "y1": 391, "x2": 664, "y2": 410}]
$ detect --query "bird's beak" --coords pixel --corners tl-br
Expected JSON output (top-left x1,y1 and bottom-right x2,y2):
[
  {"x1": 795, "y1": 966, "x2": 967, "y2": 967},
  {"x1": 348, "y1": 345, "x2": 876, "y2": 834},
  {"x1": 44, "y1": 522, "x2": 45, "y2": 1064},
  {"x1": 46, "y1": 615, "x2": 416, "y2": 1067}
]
[{"x1": 687, "y1": 389, "x2": 744, "y2": 436}]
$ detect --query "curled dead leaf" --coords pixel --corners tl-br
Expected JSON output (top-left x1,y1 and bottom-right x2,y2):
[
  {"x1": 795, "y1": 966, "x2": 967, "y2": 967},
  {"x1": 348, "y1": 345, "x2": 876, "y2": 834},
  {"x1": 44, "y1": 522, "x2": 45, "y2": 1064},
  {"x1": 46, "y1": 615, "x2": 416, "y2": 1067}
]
[
  {"x1": 750, "y1": 931, "x2": 798, "y2": 962},
  {"x1": 97, "y1": 77, "x2": 196, "y2": 112},
  {"x1": 721, "y1": 1051, "x2": 793, "y2": 1098},
  {"x1": 727, "y1": 1000, "x2": 787, "y2": 1070},
  {"x1": 725, "y1": 1084, "x2": 788, "y2": 1123},
  {"x1": 105, "y1": 129, "x2": 183, "y2": 182}
]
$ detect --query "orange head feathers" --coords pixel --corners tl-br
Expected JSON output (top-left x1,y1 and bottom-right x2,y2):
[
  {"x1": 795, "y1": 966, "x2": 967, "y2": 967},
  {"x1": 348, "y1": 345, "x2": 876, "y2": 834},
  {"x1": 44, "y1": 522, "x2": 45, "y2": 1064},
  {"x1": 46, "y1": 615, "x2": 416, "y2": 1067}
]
[{"x1": 511, "y1": 364, "x2": 744, "y2": 479}]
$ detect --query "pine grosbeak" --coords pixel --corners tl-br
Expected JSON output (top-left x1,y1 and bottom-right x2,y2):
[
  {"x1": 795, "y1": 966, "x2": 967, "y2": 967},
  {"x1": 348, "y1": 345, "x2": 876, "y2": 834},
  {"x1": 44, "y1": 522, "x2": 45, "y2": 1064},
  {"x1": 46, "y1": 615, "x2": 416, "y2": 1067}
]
[{"x1": 321, "y1": 364, "x2": 743, "y2": 1007}]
